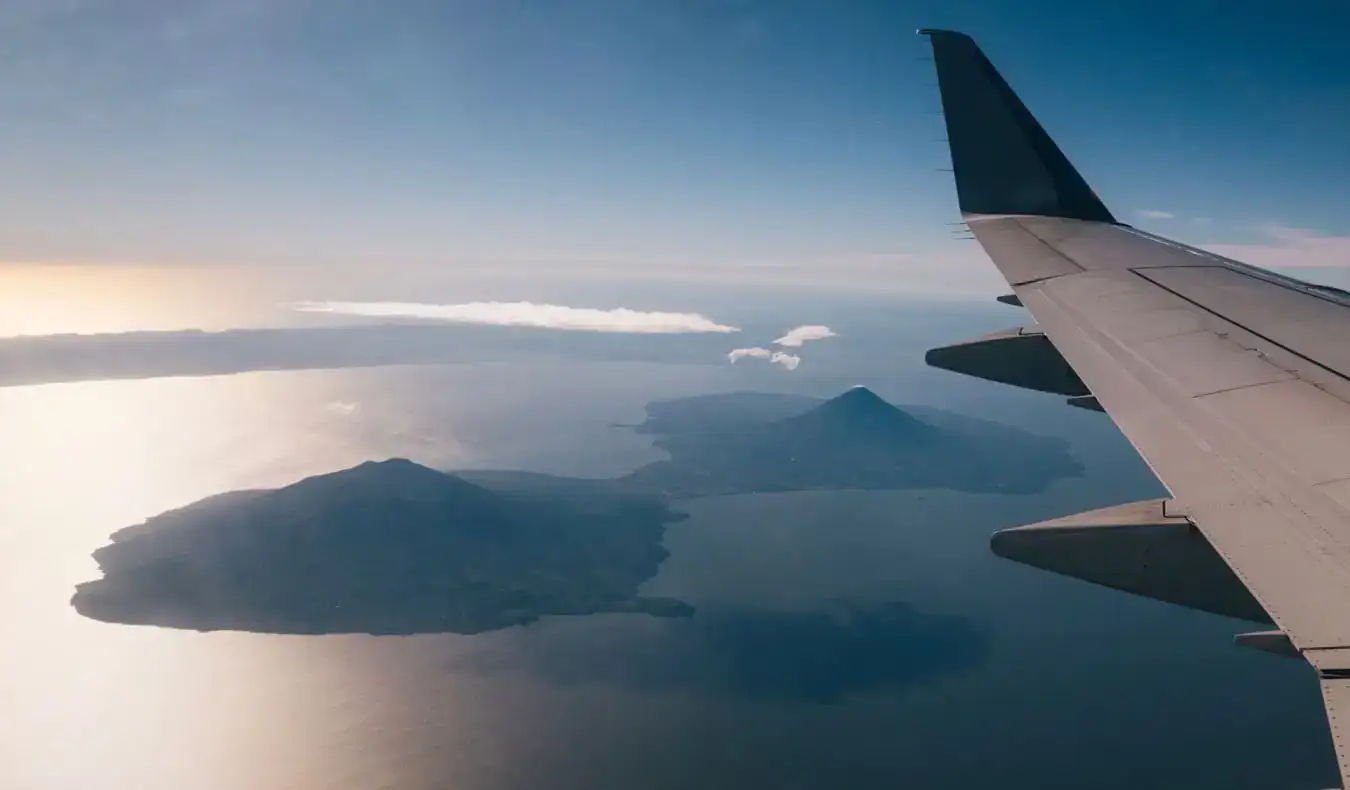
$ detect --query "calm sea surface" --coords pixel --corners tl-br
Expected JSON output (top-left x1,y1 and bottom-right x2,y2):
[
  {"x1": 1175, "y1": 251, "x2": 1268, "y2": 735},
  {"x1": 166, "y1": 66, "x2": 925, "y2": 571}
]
[{"x1": 0, "y1": 360, "x2": 1336, "y2": 789}]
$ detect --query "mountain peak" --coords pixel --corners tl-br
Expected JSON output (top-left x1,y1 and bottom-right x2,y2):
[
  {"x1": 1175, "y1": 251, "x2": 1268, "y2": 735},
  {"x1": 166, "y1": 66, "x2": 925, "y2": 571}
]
[
  {"x1": 353, "y1": 457, "x2": 437, "y2": 474},
  {"x1": 275, "y1": 458, "x2": 494, "y2": 505},
  {"x1": 781, "y1": 386, "x2": 935, "y2": 439},
  {"x1": 347, "y1": 457, "x2": 462, "y2": 483},
  {"x1": 815, "y1": 386, "x2": 900, "y2": 418},
  {"x1": 835, "y1": 385, "x2": 886, "y2": 405}
]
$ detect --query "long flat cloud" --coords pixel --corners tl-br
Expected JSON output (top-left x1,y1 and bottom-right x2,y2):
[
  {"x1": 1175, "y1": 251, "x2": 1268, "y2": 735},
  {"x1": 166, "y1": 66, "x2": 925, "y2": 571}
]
[
  {"x1": 0, "y1": 324, "x2": 739, "y2": 388},
  {"x1": 293, "y1": 301, "x2": 739, "y2": 334}
]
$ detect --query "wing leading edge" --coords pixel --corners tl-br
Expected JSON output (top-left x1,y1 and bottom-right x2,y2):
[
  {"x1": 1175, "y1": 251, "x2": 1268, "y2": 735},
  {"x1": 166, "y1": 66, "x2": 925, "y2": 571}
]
[{"x1": 920, "y1": 28, "x2": 1350, "y2": 787}]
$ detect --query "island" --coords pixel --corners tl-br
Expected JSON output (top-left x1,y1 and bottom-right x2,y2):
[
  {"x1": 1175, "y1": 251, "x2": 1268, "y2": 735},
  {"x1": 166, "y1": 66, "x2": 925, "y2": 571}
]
[
  {"x1": 72, "y1": 387, "x2": 1081, "y2": 636},
  {"x1": 71, "y1": 458, "x2": 692, "y2": 635},
  {"x1": 617, "y1": 387, "x2": 1083, "y2": 497}
]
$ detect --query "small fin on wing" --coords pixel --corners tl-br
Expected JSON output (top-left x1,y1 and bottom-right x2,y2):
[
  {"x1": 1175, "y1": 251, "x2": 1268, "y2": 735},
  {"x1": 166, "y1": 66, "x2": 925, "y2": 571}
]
[{"x1": 918, "y1": 29, "x2": 1116, "y2": 224}]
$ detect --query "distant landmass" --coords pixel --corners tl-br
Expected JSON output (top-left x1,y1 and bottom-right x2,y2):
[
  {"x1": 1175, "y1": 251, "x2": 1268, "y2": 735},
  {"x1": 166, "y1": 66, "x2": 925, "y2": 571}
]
[
  {"x1": 72, "y1": 388, "x2": 1081, "y2": 635},
  {"x1": 72, "y1": 459, "x2": 692, "y2": 635},
  {"x1": 617, "y1": 387, "x2": 1083, "y2": 497}
]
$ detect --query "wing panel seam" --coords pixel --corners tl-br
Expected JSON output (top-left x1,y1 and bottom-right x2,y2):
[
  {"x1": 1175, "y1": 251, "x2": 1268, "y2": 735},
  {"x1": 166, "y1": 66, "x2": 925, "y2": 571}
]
[
  {"x1": 1123, "y1": 225, "x2": 1350, "y2": 309},
  {"x1": 1192, "y1": 378, "x2": 1289, "y2": 400},
  {"x1": 1013, "y1": 218, "x2": 1091, "y2": 273},
  {"x1": 1131, "y1": 268, "x2": 1350, "y2": 385}
]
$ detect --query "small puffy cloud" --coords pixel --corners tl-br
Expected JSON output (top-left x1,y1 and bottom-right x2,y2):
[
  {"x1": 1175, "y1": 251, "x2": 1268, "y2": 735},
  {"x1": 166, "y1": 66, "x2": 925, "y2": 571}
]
[
  {"x1": 727, "y1": 347, "x2": 800, "y2": 371},
  {"x1": 1134, "y1": 209, "x2": 1175, "y2": 220},
  {"x1": 773, "y1": 325, "x2": 837, "y2": 347},
  {"x1": 727, "y1": 323, "x2": 833, "y2": 371},
  {"x1": 728, "y1": 347, "x2": 773, "y2": 363},
  {"x1": 292, "y1": 301, "x2": 738, "y2": 334},
  {"x1": 325, "y1": 400, "x2": 360, "y2": 416}
]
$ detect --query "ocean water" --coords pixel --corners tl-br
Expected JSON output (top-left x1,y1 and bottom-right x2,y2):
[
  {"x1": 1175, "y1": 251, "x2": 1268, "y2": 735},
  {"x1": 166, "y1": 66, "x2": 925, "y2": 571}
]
[{"x1": 0, "y1": 355, "x2": 1337, "y2": 789}]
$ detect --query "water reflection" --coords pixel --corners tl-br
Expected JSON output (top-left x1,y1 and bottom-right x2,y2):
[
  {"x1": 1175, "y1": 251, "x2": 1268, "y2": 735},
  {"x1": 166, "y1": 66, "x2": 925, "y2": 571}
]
[
  {"x1": 456, "y1": 601, "x2": 989, "y2": 703},
  {"x1": 0, "y1": 365, "x2": 689, "y2": 790},
  {"x1": 0, "y1": 373, "x2": 407, "y2": 790}
]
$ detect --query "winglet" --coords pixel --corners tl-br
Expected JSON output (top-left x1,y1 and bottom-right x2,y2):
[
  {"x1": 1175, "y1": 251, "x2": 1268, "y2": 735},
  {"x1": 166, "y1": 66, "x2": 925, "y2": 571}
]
[{"x1": 918, "y1": 29, "x2": 1116, "y2": 223}]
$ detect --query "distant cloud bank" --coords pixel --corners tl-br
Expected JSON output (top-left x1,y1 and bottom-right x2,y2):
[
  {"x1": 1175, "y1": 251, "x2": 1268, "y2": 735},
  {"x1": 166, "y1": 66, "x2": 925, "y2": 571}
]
[
  {"x1": 1205, "y1": 223, "x2": 1350, "y2": 269},
  {"x1": 1134, "y1": 209, "x2": 1175, "y2": 220},
  {"x1": 292, "y1": 301, "x2": 739, "y2": 334}
]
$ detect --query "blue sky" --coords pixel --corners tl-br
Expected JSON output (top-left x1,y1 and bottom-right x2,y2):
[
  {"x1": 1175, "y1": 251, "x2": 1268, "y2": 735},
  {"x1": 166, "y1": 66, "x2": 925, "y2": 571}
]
[{"x1": 2, "y1": 0, "x2": 1349, "y2": 288}]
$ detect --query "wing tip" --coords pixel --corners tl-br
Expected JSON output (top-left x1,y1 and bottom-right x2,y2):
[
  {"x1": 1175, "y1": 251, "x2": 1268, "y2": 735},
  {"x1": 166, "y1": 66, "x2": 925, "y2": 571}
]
[{"x1": 922, "y1": 29, "x2": 1117, "y2": 224}]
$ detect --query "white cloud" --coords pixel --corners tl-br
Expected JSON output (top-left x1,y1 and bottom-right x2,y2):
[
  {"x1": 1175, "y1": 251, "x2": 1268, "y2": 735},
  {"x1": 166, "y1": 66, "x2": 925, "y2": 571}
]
[
  {"x1": 1204, "y1": 223, "x2": 1350, "y2": 269},
  {"x1": 727, "y1": 323, "x2": 834, "y2": 371},
  {"x1": 727, "y1": 346, "x2": 800, "y2": 371},
  {"x1": 293, "y1": 301, "x2": 739, "y2": 334},
  {"x1": 773, "y1": 325, "x2": 837, "y2": 347},
  {"x1": 728, "y1": 347, "x2": 773, "y2": 363},
  {"x1": 1134, "y1": 209, "x2": 1175, "y2": 220}
]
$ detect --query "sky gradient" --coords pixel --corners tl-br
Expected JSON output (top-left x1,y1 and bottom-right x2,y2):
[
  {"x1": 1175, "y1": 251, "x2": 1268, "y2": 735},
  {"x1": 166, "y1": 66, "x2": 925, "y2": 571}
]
[{"x1": 2, "y1": 0, "x2": 1350, "y2": 291}]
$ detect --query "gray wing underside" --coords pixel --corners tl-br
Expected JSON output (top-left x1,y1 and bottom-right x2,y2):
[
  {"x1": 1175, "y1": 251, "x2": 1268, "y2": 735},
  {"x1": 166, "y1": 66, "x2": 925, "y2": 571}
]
[{"x1": 921, "y1": 29, "x2": 1350, "y2": 786}]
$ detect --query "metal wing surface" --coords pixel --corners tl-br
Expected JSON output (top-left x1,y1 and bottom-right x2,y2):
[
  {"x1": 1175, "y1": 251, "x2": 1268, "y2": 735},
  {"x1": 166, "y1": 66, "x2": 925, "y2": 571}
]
[{"x1": 921, "y1": 28, "x2": 1350, "y2": 786}]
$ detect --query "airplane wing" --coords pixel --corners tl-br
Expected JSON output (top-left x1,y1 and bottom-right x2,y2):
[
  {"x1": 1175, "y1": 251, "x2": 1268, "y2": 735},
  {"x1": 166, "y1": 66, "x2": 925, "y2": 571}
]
[{"x1": 919, "y1": 29, "x2": 1350, "y2": 785}]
